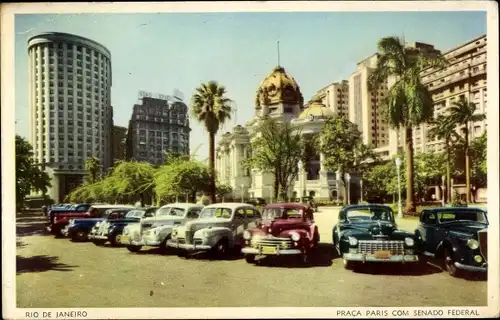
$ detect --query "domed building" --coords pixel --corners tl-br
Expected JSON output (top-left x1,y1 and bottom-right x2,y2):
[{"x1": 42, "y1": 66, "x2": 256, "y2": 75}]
[{"x1": 215, "y1": 66, "x2": 347, "y2": 202}]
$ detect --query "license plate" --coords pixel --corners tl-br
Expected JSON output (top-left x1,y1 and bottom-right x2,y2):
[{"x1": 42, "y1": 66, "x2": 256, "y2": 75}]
[
  {"x1": 262, "y1": 246, "x2": 276, "y2": 254},
  {"x1": 121, "y1": 236, "x2": 129, "y2": 243},
  {"x1": 374, "y1": 250, "x2": 391, "y2": 259}
]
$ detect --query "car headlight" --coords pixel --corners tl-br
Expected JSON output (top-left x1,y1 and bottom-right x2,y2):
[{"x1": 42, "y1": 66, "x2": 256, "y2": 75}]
[
  {"x1": 348, "y1": 236, "x2": 358, "y2": 246},
  {"x1": 172, "y1": 229, "x2": 178, "y2": 236},
  {"x1": 290, "y1": 232, "x2": 300, "y2": 241},
  {"x1": 467, "y1": 239, "x2": 479, "y2": 250},
  {"x1": 405, "y1": 237, "x2": 415, "y2": 247},
  {"x1": 243, "y1": 230, "x2": 251, "y2": 240}
]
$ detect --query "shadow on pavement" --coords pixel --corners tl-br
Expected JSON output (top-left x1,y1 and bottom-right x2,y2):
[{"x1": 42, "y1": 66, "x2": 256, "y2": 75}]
[
  {"x1": 16, "y1": 216, "x2": 50, "y2": 237},
  {"x1": 351, "y1": 260, "x2": 442, "y2": 276},
  {"x1": 253, "y1": 243, "x2": 335, "y2": 268},
  {"x1": 16, "y1": 238, "x2": 27, "y2": 248},
  {"x1": 16, "y1": 255, "x2": 77, "y2": 274}
]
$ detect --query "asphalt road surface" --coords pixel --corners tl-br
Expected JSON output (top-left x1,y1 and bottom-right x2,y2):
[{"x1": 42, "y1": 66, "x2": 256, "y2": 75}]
[{"x1": 16, "y1": 208, "x2": 487, "y2": 308}]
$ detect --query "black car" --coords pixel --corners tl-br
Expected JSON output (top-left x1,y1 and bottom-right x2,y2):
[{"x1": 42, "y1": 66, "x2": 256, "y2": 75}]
[
  {"x1": 415, "y1": 207, "x2": 488, "y2": 277},
  {"x1": 332, "y1": 204, "x2": 418, "y2": 270},
  {"x1": 88, "y1": 207, "x2": 158, "y2": 246},
  {"x1": 62, "y1": 208, "x2": 133, "y2": 242}
]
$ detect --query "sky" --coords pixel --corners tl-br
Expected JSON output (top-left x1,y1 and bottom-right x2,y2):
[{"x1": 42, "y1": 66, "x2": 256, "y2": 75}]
[{"x1": 14, "y1": 11, "x2": 486, "y2": 161}]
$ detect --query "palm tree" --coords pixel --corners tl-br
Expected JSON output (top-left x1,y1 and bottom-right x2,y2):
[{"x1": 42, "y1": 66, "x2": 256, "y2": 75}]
[
  {"x1": 428, "y1": 115, "x2": 459, "y2": 203},
  {"x1": 446, "y1": 99, "x2": 486, "y2": 203},
  {"x1": 191, "y1": 81, "x2": 233, "y2": 203},
  {"x1": 368, "y1": 36, "x2": 447, "y2": 214}
]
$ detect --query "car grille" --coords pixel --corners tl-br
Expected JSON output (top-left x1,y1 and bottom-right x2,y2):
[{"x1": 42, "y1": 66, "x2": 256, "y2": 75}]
[
  {"x1": 134, "y1": 232, "x2": 141, "y2": 241},
  {"x1": 251, "y1": 236, "x2": 293, "y2": 249},
  {"x1": 177, "y1": 238, "x2": 186, "y2": 244},
  {"x1": 98, "y1": 224, "x2": 108, "y2": 234},
  {"x1": 358, "y1": 240, "x2": 404, "y2": 255},
  {"x1": 185, "y1": 231, "x2": 194, "y2": 244},
  {"x1": 478, "y1": 230, "x2": 487, "y2": 261}
]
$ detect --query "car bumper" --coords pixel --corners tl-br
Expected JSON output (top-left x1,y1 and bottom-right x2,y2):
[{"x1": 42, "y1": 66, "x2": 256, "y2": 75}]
[
  {"x1": 344, "y1": 253, "x2": 419, "y2": 263},
  {"x1": 88, "y1": 234, "x2": 108, "y2": 240},
  {"x1": 166, "y1": 240, "x2": 211, "y2": 251},
  {"x1": 241, "y1": 247, "x2": 302, "y2": 255},
  {"x1": 455, "y1": 262, "x2": 487, "y2": 272}
]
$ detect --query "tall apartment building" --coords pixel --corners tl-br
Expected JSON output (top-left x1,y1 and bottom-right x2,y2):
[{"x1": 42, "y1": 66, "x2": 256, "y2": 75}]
[
  {"x1": 125, "y1": 95, "x2": 190, "y2": 165},
  {"x1": 418, "y1": 34, "x2": 487, "y2": 153},
  {"x1": 28, "y1": 32, "x2": 113, "y2": 202},
  {"x1": 112, "y1": 125, "x2": 127, "y2": 164},
  {"x1": 313, "y1": 80, "x2": 349, "y2": 118},
  {"x1": 348, "y1": 54, "x2": 390, "y2": 151}
]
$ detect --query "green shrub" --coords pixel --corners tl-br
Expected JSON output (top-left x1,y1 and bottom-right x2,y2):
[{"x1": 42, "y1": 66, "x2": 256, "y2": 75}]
[{"x1": 450, "y1": 191, "x2": 468, "y2": 207}]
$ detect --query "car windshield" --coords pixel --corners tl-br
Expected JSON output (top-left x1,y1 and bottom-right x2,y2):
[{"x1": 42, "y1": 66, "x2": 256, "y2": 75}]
[
  {"x1": 156, "y1": 207, "x2": 185, "y2": 217},
  {"x1": 199, "y1": 207, "x2": 232, "y2": 219},
  {"x1": 437, "y1": 209, "x2": 488, "y2": 224},
  {"x1": 126, "y1": 210, "x2": 145, "y2": 218},
  {"x1": 345, "y1": 207, "x2": 394, "y2": 222},
  {"x1": 262, "y1": 207, "x2": 302, "y2": 220}
]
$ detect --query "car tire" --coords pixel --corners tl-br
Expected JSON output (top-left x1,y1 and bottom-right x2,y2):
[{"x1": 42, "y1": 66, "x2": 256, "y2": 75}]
[
  {"x1": 126, "y1": 245, "x2": 142, "y2": 253},
  {"x1": 160, "y1": 236, "x2": 172, "y2": 254},
  {"x1": 444, "y1": 248, "x2": 460, "y2": 277},
  {"x1": 93, "y1": 240, "x2": 106, "y2": 246},
  {"x1": 245, "y1": 254, "x2": 256, "y2": 264},
  {"x1": 110, "y1": 233, "x2": 122, "y2": 247},
  {"x1": 213, "y1": 239, "x2": 229, "y2": 258},
  {"x1": 71, "y1": 230, "x2": 87, "y2": 242}
]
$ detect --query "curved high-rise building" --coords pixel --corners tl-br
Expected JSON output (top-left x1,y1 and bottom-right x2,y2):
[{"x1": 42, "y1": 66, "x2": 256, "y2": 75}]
[{"x1": 28, "y1": 32, "x2": 113, "y2": 202}]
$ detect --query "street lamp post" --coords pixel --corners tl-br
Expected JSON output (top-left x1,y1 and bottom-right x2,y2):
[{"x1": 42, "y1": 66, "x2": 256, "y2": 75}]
[
  {"x1": 441, "y1": 175, "x2": 446, "y2": 206},
  {"x1": 335, "y1": 171, "x2": 341, "y2": 203},
  {"x1": 241, "y1": 184, "x2": 244, "y2": 203},
  {"x1": 360, "y1": 179, "x2": 363, "y2": 203},
  {"x1": 345, "y1": 173, "x2": 351, "y2": 205},
  {"x1": 395, "y1": 157, "x2": 403, "y2": 218}
]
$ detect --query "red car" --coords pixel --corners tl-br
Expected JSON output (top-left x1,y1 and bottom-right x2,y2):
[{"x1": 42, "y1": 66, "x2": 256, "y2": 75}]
[{"x1": 241, "y1": 203, "x2": 320, "y2": 264}]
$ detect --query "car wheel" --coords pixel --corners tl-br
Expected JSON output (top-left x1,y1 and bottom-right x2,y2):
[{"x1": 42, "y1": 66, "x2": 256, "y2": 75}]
[
  {"x1": 160, "y1": 236, "x2": 172, "y2": 254},
  {"x1": 126, "y1": 245, "x2": 142, "y2": 253},
  {"x1": 110, "y1": 233, "x2": 122, "y2": 247},
  {"x1": 213, "y1": 239, "x2": 229, "y2": 258},
  {"x1": 444, "y1": 248, "x2": 460, "y2": 277},
  {"x1": 72, "y1": 230, "x2": 87, "y2": 242},
  {"x1": 93, "y1": 240, "x2": 106, "y2": 246},
  {"x1": 245, "y1": 254, "x2": 256, "y2": 264}
]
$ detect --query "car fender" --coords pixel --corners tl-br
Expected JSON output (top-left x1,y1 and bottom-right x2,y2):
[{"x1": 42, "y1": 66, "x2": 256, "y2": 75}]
[
  {"x1": 156, "y1": 225, "x2": 174, "y2": 241},
  {"x1": 196, "y1": 227, "x2": 233, "y2": 247}
]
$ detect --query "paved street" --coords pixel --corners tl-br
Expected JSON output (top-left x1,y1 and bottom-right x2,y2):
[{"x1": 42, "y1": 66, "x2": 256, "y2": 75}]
[{"x1": 16, "y1": 208, "x2": 487, "y2": 308}]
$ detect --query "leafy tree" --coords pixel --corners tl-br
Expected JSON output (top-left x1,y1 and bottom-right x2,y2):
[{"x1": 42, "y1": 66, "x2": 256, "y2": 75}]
[
  {"x1": 16, "y1": 135, "x2": 52, "y2": 210},
  {"x1": 155, "y1": 159, "x2": 211, "y2": 203},
  {"x1": 109, "y1": 161, "x2": 156, "y2": 205},
  {"x1": 470, "y1": 132, "x2": 487, "y2": 189},
  {"x1": 216, "y1": 184, "x2": 233, "y2": 201},
  {"x1": 85, "y1": 156, "x2": 101, "y2": 183},
  {"x1": 446, "y1": 99, "x2": 486, "y2": 202},
  {"x1": 243, "y1": 117, "x2": 303, "y2": 201},
  {"x1": 163, "y1": 150, "x2": 190, "y2": 165},
  {"x1": 368, "y1": 36, "x2": 447, "y2": 214},
  {"x1": 427, "y1": 115, "x2": 460, "y2": 202},
  {"x1": 191, "y1": 81, "x2": 233, "y2": 203},
  {"x1": 318, "y1": 115, "x2": 377, "y2": 204}
]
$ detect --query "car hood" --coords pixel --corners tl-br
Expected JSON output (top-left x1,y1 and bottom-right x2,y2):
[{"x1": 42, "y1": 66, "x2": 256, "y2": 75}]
[
  {"x1": 108, "y1": 217, "x2": 141, "y2": 224},
  {"x1": 73, "y1": 218, "x2": 104, "y2": 224},
  {"x1": 181, "y1": 218, "x2": 231, "y2": 232},
  {"x1": 342, "y1": 221, "x2": 409, "y2": 239},
  {"x1": 141, "y1": 216, "x2": 184, "y2": 228},
  {"x1": 443, "y1": 221, "x2": 488, "y2": 237},
  {"x1": 257, "y1": 218, "x2": 311, "y2": 237}
]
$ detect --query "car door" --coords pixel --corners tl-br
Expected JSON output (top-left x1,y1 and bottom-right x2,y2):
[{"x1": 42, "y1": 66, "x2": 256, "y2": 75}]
[
  {"x1": 232, "y1": 208, "x2": 247, "y2": 246},
  {"x1": 420, "y1": 211, "x2": 439, "y2": 254},
  {"x1": 245, "y1": 208, "x2": 260, "y2": 230}
]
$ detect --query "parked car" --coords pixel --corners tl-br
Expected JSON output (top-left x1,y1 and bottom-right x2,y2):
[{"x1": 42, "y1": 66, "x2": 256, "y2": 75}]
[
  {"x1": 300, "y1": 196, "x2": 318, "y2": 212},
  {"x1": 166, "y1": 203, "x2": 261, "y2": 257},
  {"x1": 48, "y1": 204, "x2": 134, "y2": 237},
  {"x1": 62, "y1": 208, "x2": 134, "y2": 242},
  {"x1": 241, "y1": 203, "x2": 319, "y2": 264},
  {"x1": 46, "y1": 203, "x2": 91, "y2": 235},
  {"x1": 89, "y1": 207, "x2": 158, "y2": 246},
  {"x1": 121, "y1": 203, "x2": 203, "y2": 253},
  {"x1": 415, "y1": 207, "x2": 488, "y2": 277},
  {"x1": 332, "y1": 204, "x2": 419, "y2": 270}
]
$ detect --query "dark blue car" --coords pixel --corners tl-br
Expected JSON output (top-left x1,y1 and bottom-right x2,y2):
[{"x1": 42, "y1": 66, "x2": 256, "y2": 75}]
[{"x1": 63, "y1": 208, "x2": 133, "y2": 242}]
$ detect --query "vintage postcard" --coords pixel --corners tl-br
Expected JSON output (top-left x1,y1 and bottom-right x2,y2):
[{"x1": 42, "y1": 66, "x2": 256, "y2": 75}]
[{"x1": 1, "y1": 1, "x2": 498, "y2": 319}]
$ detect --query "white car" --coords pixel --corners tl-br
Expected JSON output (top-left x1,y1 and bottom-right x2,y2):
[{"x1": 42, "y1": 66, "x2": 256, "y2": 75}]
[
  {"x1": 120, "y1": 203, "x2": 203, "y2": 253},
  {"x1": 166, "y1": 203, "x2": 261, "y2": 257}
]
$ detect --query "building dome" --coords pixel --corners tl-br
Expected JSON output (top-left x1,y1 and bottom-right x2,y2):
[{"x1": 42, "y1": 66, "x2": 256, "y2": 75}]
[
  {"x1": 255, "y1": 66, "x2": 304, "y2": 108},
  {"x1": 298, "y1": 97, "x2": 335, "y2": 120}
]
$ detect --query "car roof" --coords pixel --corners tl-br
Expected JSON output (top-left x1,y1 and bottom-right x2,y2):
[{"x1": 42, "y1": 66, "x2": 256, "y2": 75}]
[
  {"x1": 159, "y1": 203, "x2": 203, "y2": 209},
  {"x1": 204, "y1": 202, "x2": 256, "y2": 210},
  {"x1": 265, "y1": 202, "x2": 310, "y2": 210},
  {"x1": 342, "y1": 204, "x2": 393, "y2": 210},
  {"x1": 91, "y1": 204, "x2": 136, "y2": 209},
  {"x1": 424, "y1": 207, "x2": 487, "y2": 213}
]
